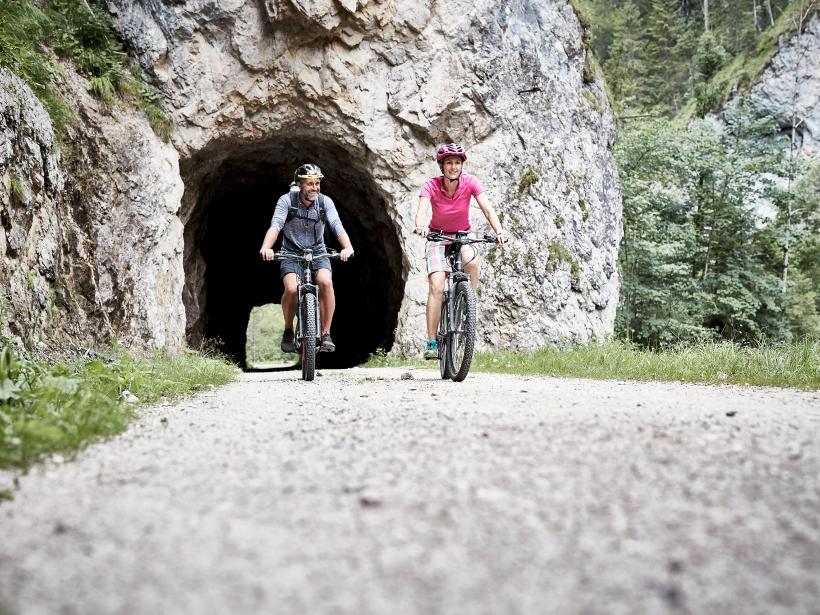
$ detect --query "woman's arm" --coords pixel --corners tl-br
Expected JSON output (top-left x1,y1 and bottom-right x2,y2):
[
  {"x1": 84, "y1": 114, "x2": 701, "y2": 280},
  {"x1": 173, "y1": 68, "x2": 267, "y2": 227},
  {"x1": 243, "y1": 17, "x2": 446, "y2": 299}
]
[
  {"x1": 475, "y1": 192, "x2": 508, "y2": 243},
  {"x1": 414, "y1": 196, "x2": 431, "y2": 237}
]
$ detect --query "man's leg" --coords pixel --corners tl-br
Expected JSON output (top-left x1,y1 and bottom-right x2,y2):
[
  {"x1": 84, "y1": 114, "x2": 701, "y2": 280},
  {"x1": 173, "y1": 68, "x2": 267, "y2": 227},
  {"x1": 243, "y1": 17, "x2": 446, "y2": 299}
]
[
  {"x1": 280, "y1": 272, "x2": 299, "y2": 353},
  {"x1": 316, "y1": 268, "x2": 335, "y2": 335}
]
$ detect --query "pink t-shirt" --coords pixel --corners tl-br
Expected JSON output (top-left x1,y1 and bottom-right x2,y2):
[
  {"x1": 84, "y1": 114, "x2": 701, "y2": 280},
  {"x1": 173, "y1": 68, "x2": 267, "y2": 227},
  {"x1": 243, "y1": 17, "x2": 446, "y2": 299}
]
[{"x1": 419, "y1": 173, "x2": 485, "y2": 232}]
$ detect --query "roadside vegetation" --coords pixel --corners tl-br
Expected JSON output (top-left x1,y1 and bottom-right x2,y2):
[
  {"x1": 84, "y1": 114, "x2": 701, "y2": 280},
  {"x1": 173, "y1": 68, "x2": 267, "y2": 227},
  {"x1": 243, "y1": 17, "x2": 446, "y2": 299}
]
[
  {"x1": 0, "y1": 345, "x2": 238, "y2": 471},
  {"x1": 0, "y1": 0, "x2": 171, "y2": 140},
  {"x1": 366, "y1": 340, "x2": 819, "y2": 390}
]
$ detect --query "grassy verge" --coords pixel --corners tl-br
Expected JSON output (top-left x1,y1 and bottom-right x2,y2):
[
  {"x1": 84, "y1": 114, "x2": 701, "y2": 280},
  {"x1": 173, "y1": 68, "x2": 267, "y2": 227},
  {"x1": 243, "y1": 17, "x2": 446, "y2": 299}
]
[
  {"x1": 365, "y1": 340, "x2": 819, "y2": 390},
  {"x1": 0, "y1": 346, "x2": 239, "y2": 471}
]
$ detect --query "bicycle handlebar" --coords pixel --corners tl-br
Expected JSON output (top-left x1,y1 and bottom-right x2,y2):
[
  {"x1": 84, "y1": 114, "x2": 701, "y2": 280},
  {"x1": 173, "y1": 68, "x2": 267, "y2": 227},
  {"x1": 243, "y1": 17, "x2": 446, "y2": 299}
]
[
  {"x1": 272, "y1": 249, "x2": 351, "y2": 262},
  {"x1": 426, "y1": 231, "x2": 499, "y2": 244}
]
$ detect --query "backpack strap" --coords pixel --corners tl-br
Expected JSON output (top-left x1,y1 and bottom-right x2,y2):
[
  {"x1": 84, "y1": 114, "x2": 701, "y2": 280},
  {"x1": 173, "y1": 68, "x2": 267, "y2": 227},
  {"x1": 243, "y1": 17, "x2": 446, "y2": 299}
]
[{"x1": 286, "y1": 191, "x2": 326, "y2": 224}]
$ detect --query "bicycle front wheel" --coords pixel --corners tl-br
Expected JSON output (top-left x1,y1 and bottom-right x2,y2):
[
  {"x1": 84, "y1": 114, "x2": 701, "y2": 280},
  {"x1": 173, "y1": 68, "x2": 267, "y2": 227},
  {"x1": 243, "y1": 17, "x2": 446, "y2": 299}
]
[
  {"x1": 301, "y1": 293, "x2": 317, "y2": 381},
  {"x1": 448, "y1": 281, "x2": 476, "y2": 382},
  {"x1": 438, "y1": 298, "x2": 452, "y2": 380}
]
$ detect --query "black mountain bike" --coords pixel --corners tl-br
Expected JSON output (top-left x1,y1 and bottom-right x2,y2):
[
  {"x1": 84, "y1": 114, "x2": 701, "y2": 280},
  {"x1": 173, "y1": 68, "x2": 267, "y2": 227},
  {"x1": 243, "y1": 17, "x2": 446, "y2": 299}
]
[
  {"x1": 427, "y1": 231, "x2": 498, "y2": 382},
  {"x1": 274, "y1": 249, "x2": 346, "y2": 381}
]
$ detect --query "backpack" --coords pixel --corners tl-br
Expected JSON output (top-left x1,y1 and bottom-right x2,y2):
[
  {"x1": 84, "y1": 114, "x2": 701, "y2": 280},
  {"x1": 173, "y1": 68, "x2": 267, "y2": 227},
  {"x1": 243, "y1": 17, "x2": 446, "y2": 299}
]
[{"x1": 285, "y1": 190, "x2": 326, "y2": 225}]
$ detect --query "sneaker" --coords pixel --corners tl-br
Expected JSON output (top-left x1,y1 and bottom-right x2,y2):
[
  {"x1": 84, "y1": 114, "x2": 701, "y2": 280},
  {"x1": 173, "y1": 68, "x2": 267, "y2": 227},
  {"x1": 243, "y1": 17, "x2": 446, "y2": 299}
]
[
  {"x1": 423, "y1": 339, "x2": 439, "y2": 360},
  {"x1": 280, "y1": 329, "x2": 298, "y2": 353},
  {"x1": 320, "y1": 333, "x2": 336, "y2": 352}
]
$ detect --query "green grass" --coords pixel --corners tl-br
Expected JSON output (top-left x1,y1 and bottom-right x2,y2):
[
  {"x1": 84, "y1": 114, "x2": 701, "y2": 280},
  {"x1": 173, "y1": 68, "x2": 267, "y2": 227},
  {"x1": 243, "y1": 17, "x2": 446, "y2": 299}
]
[
  {"x1": 365, "y1": 340, "x2": 820, "y2": 390},
  {"x1": 0, "y1": 0, "x2": 171, "y2": 141},
  {"x1": 0, "y1": 346, "x2": 239, "y2": 470}
]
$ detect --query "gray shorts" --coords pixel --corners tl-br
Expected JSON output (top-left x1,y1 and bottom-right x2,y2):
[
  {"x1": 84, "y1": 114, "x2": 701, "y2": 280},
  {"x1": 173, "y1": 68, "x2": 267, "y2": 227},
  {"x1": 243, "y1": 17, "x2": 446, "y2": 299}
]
[{"x1": 279, "y1": 256, "x2": 332, "y2": 280}]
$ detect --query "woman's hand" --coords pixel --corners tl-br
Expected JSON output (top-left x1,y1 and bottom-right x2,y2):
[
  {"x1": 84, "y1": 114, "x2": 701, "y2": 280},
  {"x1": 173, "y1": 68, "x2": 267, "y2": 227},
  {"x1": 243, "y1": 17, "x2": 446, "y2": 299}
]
[{"x1": 414, "y1": 226, "x2": 428, "y2": 238}]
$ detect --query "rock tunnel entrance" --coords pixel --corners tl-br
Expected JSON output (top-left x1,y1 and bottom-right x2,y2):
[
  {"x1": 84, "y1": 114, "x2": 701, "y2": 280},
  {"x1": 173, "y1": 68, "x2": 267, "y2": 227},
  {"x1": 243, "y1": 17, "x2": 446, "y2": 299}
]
[{"x1": 181, "y1": 137, "x2": 405, "y2": 368}]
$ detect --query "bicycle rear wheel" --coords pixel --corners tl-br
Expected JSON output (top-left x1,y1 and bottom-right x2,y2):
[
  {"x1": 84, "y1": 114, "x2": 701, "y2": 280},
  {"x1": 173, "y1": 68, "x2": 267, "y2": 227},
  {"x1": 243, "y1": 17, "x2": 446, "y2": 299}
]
[
  {"x1": 438, "y1": 297, "x2": 452, "y2": 380},
  {"x1": 448, "y1": 281, "x2": 476, "y2": 382},
  {"x1": 301, "y1": 293, "x2": 317, "y2": 381}
]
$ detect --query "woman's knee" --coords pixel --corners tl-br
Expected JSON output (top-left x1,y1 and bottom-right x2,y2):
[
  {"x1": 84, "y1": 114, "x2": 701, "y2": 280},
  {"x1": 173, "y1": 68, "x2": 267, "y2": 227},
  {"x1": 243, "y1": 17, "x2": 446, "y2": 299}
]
[{"x1": 428, "y1": 273, "x2": 445, "y2": 297}]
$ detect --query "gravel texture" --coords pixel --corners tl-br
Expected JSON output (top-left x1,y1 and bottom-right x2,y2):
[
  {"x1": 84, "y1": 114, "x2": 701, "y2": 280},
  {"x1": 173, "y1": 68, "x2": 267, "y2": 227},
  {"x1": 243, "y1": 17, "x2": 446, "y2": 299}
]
[{"x1": 1, "y1": 368, "x2": 819, "y2": 615}]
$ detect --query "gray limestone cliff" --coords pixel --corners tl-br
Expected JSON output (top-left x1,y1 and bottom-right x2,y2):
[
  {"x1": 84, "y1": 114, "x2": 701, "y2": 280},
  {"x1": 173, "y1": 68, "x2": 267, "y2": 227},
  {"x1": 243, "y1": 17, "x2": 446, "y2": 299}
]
[
  {"x1": 728, "y1": 11, "x2": 820, "y2": 158},
  {"x1": 2, "y1": 0, "x2": 623, "y2": 363}
]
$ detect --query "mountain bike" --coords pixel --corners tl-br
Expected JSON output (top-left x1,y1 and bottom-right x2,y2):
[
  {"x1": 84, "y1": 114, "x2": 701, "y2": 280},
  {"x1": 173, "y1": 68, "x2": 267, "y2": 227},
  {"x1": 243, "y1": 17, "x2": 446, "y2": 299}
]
[
  {"x1": 273, "y1": 249, "x2": 346, "y2": 381},
  {"x1": 427, "y1": 231, "x2": 498, "y2": 382}
]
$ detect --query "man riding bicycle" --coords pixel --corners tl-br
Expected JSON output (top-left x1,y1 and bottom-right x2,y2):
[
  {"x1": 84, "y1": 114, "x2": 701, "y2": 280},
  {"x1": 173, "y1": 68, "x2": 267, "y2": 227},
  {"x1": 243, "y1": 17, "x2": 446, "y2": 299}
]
[
  {"x1": 414, "y1": 143, "x2": 508, "y2": 359},
  {"x1": 259, "y1": 164, "x2": 354, "y2": 354}
]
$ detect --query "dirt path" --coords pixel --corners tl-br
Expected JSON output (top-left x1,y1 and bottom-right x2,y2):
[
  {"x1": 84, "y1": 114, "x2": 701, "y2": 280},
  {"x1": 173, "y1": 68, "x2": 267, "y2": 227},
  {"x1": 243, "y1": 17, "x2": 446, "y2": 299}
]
[{"x1": 1, "y1": 368, "x2": 819, "y2": 615}]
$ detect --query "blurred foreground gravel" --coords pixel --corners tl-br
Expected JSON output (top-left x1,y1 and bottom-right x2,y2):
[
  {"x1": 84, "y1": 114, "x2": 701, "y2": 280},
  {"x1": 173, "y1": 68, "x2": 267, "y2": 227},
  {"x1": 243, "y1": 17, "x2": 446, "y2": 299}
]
[{"x1": 1, "y1": 368, "x2": 819, "y2": 615}]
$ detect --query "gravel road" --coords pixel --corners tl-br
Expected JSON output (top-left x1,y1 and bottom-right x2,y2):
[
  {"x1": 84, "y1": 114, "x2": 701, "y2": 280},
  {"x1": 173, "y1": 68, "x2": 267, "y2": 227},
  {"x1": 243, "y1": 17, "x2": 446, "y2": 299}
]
[{"x1": 1, "y1": 368, "x2": 819, "y2": 615}]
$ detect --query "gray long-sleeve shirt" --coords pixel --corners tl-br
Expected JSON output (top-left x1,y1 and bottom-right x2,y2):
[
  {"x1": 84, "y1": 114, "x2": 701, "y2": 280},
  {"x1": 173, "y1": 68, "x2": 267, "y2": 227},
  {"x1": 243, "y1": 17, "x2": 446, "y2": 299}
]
[{"x1": 270, "y1": 191, "x2": 347, "y2": 252}]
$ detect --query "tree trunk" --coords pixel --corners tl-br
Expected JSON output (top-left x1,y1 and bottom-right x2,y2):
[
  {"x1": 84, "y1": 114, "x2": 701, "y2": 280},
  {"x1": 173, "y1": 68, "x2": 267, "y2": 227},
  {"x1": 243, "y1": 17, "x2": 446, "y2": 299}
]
[
  {"x1": 753, "y1": 0, "x2": 761, "y2": 32},
  {"x1": 703, "y1": 0, "x2": 710, "y2": 31},
  {"x1": 764, "y1": 0, "x2": 775, "y2": 26}
]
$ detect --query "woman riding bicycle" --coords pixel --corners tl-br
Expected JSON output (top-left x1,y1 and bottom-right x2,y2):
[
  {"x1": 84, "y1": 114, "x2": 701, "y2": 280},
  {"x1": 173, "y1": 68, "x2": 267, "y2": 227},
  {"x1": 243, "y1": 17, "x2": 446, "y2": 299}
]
[{"x1": 414, "y1": 143, "x2": 508, "y2": 359}]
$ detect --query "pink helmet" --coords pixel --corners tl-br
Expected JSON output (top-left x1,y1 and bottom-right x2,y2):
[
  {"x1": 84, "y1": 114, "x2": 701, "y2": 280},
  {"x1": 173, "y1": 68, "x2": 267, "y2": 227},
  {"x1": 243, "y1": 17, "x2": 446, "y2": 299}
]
[{"x1": 435, "y1": 143, "x2": 467, "y2": 162}]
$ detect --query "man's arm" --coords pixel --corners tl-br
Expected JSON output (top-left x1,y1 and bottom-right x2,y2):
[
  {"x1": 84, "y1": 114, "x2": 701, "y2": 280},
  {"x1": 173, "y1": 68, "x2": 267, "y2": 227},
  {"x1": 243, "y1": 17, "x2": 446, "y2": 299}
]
[
  {"x1": 259, "y1": 227, "x2": 279, "y2": 261},
  {"x1": 414, "y1": 196, "x2": 431, "y2": 237},
  {"x1": 322, "y1": 197, "x2": 354, "y2": 261},
  {"x1": 259, "y1": 195, "x2": 289, "y2": 260},
  {"x1": 475, "y1": 192, "x2": 508, "y2": 243}
]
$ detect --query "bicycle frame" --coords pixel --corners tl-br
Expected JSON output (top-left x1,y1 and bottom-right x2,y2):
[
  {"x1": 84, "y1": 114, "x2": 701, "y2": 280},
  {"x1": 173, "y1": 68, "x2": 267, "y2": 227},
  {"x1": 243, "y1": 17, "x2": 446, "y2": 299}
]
[{"x1": 294, "y1": 251, "x2": 321, "y2": 347}]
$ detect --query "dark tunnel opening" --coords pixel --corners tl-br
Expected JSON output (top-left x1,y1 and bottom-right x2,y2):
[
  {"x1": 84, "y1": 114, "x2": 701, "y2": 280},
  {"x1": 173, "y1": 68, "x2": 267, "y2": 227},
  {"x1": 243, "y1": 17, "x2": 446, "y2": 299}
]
[{"x1": 182, "y1": 138, "x2": 406, "y2": 369}]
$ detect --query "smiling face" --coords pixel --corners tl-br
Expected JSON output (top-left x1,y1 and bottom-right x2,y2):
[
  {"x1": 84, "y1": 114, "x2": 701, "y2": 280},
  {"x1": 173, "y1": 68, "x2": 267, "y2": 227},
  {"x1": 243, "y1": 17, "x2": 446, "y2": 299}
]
[
  {"x1": 440, "y1": 156, "x2": 463, "y2": 181},
  {"x1": 299, "y1": 178, "x2": 321, "y2": 202}
]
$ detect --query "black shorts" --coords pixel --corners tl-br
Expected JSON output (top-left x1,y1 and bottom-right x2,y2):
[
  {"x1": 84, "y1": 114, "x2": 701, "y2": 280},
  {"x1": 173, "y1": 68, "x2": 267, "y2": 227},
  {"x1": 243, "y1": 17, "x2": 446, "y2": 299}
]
[{"x1": 279, "y1": 256, "x2": 332, "y2": 280}]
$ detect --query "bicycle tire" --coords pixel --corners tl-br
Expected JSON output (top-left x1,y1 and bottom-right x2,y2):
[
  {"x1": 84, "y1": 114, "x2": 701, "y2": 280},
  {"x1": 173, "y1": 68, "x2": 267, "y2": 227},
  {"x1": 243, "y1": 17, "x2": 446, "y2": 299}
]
[
  {"x1": 448, "y1": 281, "x2": 476, "y2": 382},
  {"x1": 438, "y1": 298, "x2": 452, "y2": 379},
  {"x1": 301, "y1": 293, "x2": 318, "y2": 381}
]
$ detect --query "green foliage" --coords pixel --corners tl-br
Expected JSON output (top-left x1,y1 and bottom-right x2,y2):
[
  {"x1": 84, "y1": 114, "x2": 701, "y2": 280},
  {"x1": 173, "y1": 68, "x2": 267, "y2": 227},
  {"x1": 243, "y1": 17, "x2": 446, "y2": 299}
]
[
  {"x1": 615, "y1": 103, "x2": 817, "y2": 348},
  {"x1": 0, "y1": 0, "x2": 74, "y2": 135},
  {"x1": 578, "y1": 196, "x2": 589, "y2": 221},
  {"x1": 0, "y1": 0, "x2": 171, "y2": 140},
  {"x1": 0, "y1": 345, "x2": 238, "y2": 469},
  {"x1": 517, "y1": 169, "x2": 539, "y2": 198},
  {"x1": 9, "y1": 177, "x2": 26, "y2": 203},
  {"x1": 548, "y1": 243, "x2": 580, "y2": 282},
  {"x1": 583, "y1": 0, "x2": 815, "y2": 117},
  {"x1": 245, "y1": 304, "x2": 294, "y2": 367},
  {"x1": 580, "y1": 89, "x2": 602, "y2": 113}
]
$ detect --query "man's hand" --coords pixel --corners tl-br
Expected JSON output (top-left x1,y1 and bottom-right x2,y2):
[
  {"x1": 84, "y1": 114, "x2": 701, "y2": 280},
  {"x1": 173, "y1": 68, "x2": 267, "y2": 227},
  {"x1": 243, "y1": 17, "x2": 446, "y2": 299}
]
[
  {"x1": 260, "y1": 248, "x2": 275, "y2": 261},
  {"x1": 340, "y1": 247, "x2": 354, "y2": 261},
  {"x1": 414, "y1": 226, "x2": 428, "y2": 238}
]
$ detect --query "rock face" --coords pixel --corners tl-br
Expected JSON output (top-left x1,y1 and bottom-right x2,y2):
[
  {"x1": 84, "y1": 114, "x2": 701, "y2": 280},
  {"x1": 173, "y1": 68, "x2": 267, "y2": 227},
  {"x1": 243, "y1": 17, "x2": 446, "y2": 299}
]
[
  {"x1": 0, "y1": 67, "x2": 185, "y2": 351},
  {"x1": 737, "y1": 12, "x2": 820, "y2": 157},
  {"x1": 107, "y1": 0, "x2": 621, "y2": 362},
  {"x1": 2, "y1": 0, "x2": 622, "y2": 362}
]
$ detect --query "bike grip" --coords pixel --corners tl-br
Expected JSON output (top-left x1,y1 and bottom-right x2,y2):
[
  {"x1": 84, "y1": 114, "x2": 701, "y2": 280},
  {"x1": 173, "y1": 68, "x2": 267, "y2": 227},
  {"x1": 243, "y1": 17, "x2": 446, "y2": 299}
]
[{"x1": 484, "y1": 233, "x2": 497, "y2": 242}]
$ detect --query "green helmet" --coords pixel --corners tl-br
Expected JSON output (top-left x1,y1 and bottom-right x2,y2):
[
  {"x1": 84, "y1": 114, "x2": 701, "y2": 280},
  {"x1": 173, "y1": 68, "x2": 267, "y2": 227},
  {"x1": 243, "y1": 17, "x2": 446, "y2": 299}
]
[{"x1": 294, "y1": 163, "x2": 324, "y2": 183}]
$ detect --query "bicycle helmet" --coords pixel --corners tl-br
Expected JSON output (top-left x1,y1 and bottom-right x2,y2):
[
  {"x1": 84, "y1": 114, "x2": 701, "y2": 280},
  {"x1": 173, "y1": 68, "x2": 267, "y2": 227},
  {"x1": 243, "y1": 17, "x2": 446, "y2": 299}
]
[
  {"x1": 293, "y1": 163, "x2": 324, "y2": 183},
  {"x1": 435, "y1": 143, "x2": 467, "y2": 162}
]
